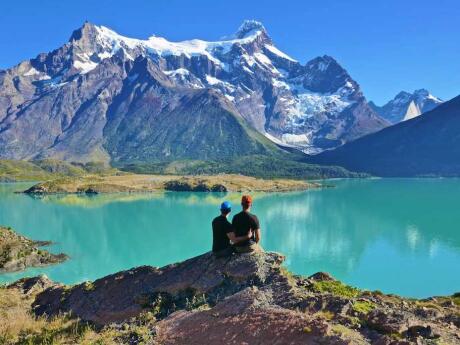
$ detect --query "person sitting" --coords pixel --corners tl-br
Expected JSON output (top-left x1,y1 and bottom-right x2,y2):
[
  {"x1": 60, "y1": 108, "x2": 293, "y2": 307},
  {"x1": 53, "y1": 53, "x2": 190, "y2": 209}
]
[
  {"x1": 212, "y1": 201, "x2": 253, "y2": 258},
  {"x1": 231, "y1": 195, "x2": 262, "y2": 253}
]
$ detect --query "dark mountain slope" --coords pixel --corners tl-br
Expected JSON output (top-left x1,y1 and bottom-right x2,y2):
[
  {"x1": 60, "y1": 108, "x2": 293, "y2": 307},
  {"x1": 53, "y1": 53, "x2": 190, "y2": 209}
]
[
  {"x1": 101, "y1": 57, "x2": 279, "y2": 163},
  {"x1": 104, "y1": 88, "x2": 277, "y2": 163},
  {"x1": 309, "y1": 95, "x2": 460, "y2": 177}
]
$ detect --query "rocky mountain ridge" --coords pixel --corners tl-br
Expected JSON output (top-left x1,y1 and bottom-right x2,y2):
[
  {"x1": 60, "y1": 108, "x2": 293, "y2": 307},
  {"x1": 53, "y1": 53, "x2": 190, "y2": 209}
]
[
  {"x1": 370, "y1": 89, "x2": 443, "y2": 124},
  {"x1": 0, "y1": 20, "x2": 388, "y2": 164}
]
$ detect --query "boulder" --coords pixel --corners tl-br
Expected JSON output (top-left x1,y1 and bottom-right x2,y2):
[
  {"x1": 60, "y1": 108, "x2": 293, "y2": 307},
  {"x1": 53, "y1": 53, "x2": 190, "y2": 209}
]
[
  {"x1": 406, "y1": 325, "x2": 440, "y2": 339},
  {"x1": 308, "y1": 272, "x2": 336, "y2": 281},
  {"x1": 365, "y1": 309, "x2": 409, "y2": 334},
  {"x1": 7, "y1": 275, "x2": 58, "y2": 295},
  {"x1": 155, "y1": 287, "x2": 349, "y2": 345}
]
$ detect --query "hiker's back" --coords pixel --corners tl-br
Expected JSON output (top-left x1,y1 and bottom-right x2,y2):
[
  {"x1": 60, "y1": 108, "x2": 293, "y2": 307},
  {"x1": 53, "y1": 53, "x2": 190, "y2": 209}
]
[
  {"x1": 212, "y1": 215, "x2": 232, "y2": 253},
  {"x1": 232, "y1": 211, "x2": 259, "y2": 247}
]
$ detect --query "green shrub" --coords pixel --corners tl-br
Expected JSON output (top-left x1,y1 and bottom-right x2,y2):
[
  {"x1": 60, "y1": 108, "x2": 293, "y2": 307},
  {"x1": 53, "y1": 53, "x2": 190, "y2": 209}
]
[
  {"x1": 452, "y1": 292, "x2": 460, "y2": 306},
  {"x1": 352, "y1": 300, "x2": 376, "y2": 314},
  {"x1": 311, "y1": 280, "x2": 361, "y2": 298}
]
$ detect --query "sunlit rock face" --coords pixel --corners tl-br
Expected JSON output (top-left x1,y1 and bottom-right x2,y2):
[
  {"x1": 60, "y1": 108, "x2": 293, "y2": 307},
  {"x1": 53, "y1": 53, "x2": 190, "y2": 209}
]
[{"x1": 0, "y1": 20, "x2": 387, "y2": 162}]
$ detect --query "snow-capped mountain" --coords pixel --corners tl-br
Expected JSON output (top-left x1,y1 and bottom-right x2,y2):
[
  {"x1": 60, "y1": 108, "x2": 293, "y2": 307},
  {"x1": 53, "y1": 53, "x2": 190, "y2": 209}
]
[
  {"x1": 370, "y1": 89, "x2": 443, "y2": 124},
  {"x1": 0, "y1": 20, "x2": 387, "y2": 163}
]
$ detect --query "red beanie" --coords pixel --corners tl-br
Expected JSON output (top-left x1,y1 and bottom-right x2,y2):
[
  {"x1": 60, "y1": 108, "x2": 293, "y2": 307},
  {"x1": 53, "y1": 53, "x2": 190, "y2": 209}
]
[{"x1": 241, "y1": 195, "x2": 253, "y2": 205}]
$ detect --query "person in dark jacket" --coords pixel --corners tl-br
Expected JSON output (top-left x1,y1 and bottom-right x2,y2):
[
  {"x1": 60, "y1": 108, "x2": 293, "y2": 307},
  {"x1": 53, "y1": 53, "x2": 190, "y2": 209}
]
[
  {"x1": 231, "y1": 195, "x2": 262, "y2": 253},
  {"x1": 212, "y1": 201, "x2": 253, "y2": 257}
]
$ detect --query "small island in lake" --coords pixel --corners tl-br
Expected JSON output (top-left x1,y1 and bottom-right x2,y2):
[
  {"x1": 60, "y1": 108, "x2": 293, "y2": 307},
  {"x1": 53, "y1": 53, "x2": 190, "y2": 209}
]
[
  {"x1": 22, "y1": 173, "x2": 322, "y2": 195},
  {"x1": 0, "y1": 226, "x2": 68, "y2": 273}
]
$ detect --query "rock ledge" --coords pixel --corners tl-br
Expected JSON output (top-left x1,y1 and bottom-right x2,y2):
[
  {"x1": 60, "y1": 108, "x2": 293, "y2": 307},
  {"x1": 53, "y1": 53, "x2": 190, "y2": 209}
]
[{"x1": 28, "y1": 251, "x2": 460, "y2": 344}]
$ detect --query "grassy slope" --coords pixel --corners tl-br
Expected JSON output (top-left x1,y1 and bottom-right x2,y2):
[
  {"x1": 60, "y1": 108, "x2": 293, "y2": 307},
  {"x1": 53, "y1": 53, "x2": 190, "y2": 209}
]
[
  {"x1": 0, "y1": 160, "x2": 55, "y2": 182},
  {"x1": 104, "y1": 89, "x2": 279, "y2": 162},
  {"x1": 0, "y1": 159, "x2": 116, "y2": 182},
  {"x1": 119, "y1": 155, "x2": 365, "y2": 179},
  {"x1": 0, "y1": 155, "x2": 363, "y2": 183},
  {"x1": 0, "y1": 285, "x2": 133, "y2": 344}
]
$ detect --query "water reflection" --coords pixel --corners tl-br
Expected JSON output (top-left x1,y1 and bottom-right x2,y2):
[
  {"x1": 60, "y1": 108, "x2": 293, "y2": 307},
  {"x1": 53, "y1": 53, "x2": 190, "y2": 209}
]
[
  {"x1": 28, "y1": 193, "x2": 163, "y2": 208},
  {"x1": 23, "y1": 190, "x2": 276, "y2": 208}
]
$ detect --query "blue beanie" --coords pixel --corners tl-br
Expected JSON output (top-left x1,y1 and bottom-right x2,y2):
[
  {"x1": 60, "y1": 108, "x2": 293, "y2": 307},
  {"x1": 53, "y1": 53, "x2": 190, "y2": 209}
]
[{"x1": 220, "y1": 201, "x2": 232, "y2": 211}]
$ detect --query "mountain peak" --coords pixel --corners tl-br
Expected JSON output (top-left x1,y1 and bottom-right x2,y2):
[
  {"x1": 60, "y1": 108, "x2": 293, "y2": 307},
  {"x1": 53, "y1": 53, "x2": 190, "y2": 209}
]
[
  {"x1": 302, "y1": 55, "x2": 356, "y2": 94},
  {"x1": 235, "y1": 20, "x2": 266, "y2": 39},
  {"x1": 307, "y1": 55, "x2": 343, "y2": 72},
  {"x1": 69, "y1": 21, "x2": 99, "y2": 42},
  {"x1": 392, "y1": 89, "x2": 441, "y2": 103},
  {"x1": 394, "y1": 91, "x2": 411, "y2": 99},
  {"x1": 371, "y1": 89, "x2": 444, "y2": 124},
  {"x1": 413, "y1": 89, "x2": 443, "y2": 103},
  {"x1": 414, "y1": 88, "x2": 429, "y2": 95}
]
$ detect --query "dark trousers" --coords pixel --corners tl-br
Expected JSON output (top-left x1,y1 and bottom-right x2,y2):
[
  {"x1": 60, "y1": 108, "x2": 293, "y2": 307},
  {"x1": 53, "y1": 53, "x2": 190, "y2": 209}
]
[
  {"x1": 234, "y1": 243, "x2": 262, "y2": 253},
  {"x1": 213, "y1": 247, "x2": 233, "y2": 258}
]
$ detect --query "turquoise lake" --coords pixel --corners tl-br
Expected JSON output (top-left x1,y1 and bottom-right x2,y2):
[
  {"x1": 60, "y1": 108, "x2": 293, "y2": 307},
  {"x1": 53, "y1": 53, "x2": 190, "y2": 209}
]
[{"x1": 1, "y1": 179, "x2": 459, "y2": 298}]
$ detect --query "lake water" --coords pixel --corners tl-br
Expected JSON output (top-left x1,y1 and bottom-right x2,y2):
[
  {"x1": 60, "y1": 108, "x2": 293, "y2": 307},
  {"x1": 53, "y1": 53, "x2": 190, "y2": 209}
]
[{"x1": 1, "y1": 179, "x2": 459, "y2": 298}]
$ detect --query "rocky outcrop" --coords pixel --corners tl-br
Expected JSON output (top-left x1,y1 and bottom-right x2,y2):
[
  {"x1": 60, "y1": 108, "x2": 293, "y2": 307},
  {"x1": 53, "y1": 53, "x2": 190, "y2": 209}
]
[
  {"x1": 0, "y1": 226, "x2": 68, "y2": 273},
  {"x1": 33, "y1": 252, "x2": 285, "y2": 324},
  {"x1": 31, "y1": 251, "x2": 460, "y2": 344},
  {"x1": 8, "y1": 275, "x2": 57, "y2": 295},
  {"x1": 155, "y1": 287, "x2": 348, "y2": 345}
]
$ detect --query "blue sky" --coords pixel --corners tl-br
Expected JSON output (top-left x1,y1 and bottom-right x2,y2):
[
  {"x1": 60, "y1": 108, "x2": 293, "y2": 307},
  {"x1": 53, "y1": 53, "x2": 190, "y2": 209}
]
[{"x1": 1, "y1": 0, "x2": 459, "y2": 104}]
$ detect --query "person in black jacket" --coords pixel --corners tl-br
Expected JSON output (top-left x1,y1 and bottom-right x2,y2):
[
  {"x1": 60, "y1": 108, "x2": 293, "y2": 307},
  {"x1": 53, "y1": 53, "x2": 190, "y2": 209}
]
[
  {"x1": 231, "y1": 195, "x2": 262, "y2": 253},
  {"x1": 212, "y1": 201, "x2": 253, "y2": 257}
]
